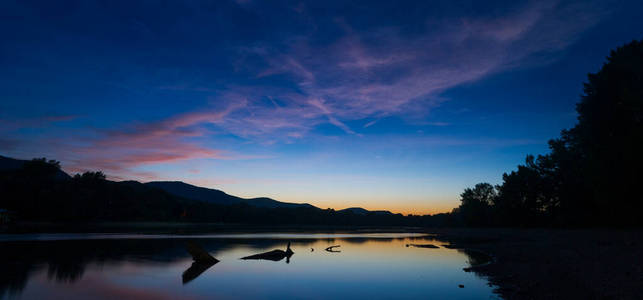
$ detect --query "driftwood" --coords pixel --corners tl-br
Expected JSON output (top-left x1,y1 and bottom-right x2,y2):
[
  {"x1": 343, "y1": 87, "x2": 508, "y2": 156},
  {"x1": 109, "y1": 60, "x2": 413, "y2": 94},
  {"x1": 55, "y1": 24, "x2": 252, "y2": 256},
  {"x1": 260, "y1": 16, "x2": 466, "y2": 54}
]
[
  {"x1": 405, "y1": 243, "x2": 439, "y2": 249},
  {"x1": 241, "y1": 242, "x2": 294, "y2": 263},
  {"x1": 186, "y1": 241, "x2": 219, "y2": 264},
  {"x1": 325, "y1": 245, "x2": 341, "y2": 252},
  {"x1": 183, "y1": 241, "x2": 219, "y2": 284}
]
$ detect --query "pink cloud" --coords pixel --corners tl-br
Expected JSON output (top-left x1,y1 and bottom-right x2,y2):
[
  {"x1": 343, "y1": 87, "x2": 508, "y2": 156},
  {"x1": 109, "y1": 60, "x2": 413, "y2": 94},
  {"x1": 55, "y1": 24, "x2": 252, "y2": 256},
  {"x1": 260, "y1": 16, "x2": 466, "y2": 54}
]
[
  {"x1": 235, "y1": 0, "x2": 604, "y2": 134},
  {"x1": 58, "y1": 103, "x2": 250, "y2": 178}
]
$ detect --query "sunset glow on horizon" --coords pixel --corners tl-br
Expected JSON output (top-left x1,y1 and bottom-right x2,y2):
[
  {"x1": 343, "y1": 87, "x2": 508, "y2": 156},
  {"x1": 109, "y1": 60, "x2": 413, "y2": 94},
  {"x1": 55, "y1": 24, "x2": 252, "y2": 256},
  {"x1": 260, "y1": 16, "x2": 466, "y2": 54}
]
[{"x1": 2, "y1": 0, "x2": 642, "y2": 215}]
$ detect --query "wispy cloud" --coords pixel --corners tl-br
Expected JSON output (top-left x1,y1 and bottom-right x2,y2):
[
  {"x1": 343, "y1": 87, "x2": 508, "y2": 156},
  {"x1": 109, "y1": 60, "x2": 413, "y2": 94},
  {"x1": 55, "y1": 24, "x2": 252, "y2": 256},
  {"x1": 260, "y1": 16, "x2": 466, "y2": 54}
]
[
  {"x1": 62, "y1": 103, "x2": 249, "y2": 176},
  {"x1": 0, "y1": 0, "x2": 608, "y2": 182},
  {"x1": 226, "y1": 0, "x2": 604, "y2": 136},
  {"x1": 61, "y1": 0, "x2": 601, "y2": 166}
]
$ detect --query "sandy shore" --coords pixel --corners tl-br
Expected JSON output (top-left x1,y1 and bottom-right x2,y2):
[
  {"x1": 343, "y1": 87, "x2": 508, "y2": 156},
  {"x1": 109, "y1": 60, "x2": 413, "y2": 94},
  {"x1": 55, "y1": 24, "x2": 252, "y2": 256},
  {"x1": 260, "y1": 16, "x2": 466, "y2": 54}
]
[{"x1": 430, "y1": 228, "x2": 643, "y2": 299}]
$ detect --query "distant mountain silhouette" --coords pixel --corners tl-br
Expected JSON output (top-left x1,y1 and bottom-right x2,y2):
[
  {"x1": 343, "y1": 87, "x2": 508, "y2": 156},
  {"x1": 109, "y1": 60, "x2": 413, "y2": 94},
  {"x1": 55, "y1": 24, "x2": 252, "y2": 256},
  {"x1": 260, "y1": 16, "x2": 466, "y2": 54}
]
[
  {"x1": 0, "y1": 155, "x2": 71, "y2": 180},
  {"x1": 144, "y1": 181, "x2": 243, "y2": 206},
  {"x1": 0, "y1": 154, "x2": 392, "y2": 216},
  {"x1": 145, "y1": 181, "x2": 317, "y2": 209},
  {"x1": 339, "y1": 207, "x2": 394, "y2": 215}
]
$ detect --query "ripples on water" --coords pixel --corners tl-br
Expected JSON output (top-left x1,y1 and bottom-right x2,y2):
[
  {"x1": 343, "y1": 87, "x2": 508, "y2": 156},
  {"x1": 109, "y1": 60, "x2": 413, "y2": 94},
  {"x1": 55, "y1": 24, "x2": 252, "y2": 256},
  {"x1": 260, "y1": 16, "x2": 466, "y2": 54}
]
[{"x1": 0, "y1": 233, "x2": 498, "y2": 299}]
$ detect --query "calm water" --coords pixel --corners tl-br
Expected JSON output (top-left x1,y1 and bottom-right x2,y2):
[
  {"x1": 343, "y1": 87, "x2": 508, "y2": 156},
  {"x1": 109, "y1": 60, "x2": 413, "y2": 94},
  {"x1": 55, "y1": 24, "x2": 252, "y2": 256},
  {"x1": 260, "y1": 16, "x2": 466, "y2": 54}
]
[{"x1": 0, "y1": 233, "x2": 498, "y2": 299}]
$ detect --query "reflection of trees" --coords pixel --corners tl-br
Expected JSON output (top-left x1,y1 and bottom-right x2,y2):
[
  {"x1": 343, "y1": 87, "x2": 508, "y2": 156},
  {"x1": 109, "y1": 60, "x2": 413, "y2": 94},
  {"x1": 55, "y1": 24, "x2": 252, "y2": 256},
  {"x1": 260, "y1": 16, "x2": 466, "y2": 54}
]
[
  {"x1": 0, "y1": 263, "x2": 35, "y2": 299},
  {"x1": 47, "y1": 261, "x2": 86, "y2": 283},
  {"x1": 456, "y1": 248, "x2": 492, "y2": 269},
  {"x1": 0, "y1": 235, "x2": 436, "y2": 297},
  {"x1": 0, "y1": 238, "x2": 302, "y2": 297},
  {"x1": 406, "y1": 236, "x2": 437, "y2": 243}
]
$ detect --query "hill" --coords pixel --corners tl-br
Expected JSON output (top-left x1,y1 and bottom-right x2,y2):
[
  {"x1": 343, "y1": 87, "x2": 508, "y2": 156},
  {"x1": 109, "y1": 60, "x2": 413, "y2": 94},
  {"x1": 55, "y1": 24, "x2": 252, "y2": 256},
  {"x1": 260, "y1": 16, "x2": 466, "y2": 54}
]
[
  {"x1": 145, "y1": 181, "x2": 317, "y2": 209},
  {"x1": 0, "y1": 155, "x2": 71, "y2": 180},
  {"x1": 339, "y1": 207, "x2": 394, "y2": 216},
  {"x1": 0, "y1": 155, "x2": 423, "y2": 227}
]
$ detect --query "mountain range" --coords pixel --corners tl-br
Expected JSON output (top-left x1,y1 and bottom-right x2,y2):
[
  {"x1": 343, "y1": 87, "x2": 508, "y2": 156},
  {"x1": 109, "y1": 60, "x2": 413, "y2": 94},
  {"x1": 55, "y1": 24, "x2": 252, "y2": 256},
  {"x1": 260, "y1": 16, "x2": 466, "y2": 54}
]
[
  {"x1": 144, "y1": 181, "x2": 316, "y2": 209},
  {"x1": 0, "y1": 155, "x2": 393, "y2": 215}
]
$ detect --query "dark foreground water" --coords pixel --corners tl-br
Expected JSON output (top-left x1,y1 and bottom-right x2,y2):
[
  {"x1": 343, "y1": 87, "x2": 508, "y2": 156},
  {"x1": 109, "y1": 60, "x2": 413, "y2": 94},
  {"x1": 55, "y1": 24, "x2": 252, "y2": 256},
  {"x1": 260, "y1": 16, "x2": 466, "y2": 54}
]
[{"x1": 0, "y1": 233, "x2": 498, "y2": 299}]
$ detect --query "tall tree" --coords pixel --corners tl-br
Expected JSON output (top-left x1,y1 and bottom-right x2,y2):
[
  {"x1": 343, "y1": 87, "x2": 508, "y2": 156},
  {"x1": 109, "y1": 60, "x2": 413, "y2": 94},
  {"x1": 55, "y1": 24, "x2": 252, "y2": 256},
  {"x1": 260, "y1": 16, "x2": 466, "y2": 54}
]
[
  {"x1": 459, "y1": 183, "x2": 496, "y2": 226},
  {"x1": 552, "y1": 40, "x2": 643, "y2": 225},
  {"x1": 458, "y1": 40, "x2": 643, "y2": 227}
]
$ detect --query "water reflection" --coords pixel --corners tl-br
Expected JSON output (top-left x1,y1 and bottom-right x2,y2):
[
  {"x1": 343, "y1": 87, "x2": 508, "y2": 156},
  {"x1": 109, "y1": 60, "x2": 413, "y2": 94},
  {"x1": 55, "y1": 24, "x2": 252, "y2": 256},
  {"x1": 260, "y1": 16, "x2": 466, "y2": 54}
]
[
  {"x1": 0, "y1": 233, "x2": 498, "y2": 299},
  {"x1": 182, "y1": 261, "x2": 217, "y2": 285}
]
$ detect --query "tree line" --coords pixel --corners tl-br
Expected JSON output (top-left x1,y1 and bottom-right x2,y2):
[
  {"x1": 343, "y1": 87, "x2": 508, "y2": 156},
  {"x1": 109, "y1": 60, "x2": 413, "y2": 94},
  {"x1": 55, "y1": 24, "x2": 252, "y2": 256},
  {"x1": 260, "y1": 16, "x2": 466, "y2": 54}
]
[
  {"x1": 455, "y1": 40, "x2": 643, "y2": 227},
  {"x1": 0, "y1": 158, "x2": 420, "y2": 227},
  {"x1": 0, "y1": 157, "x2": 468, "y2": 228}
]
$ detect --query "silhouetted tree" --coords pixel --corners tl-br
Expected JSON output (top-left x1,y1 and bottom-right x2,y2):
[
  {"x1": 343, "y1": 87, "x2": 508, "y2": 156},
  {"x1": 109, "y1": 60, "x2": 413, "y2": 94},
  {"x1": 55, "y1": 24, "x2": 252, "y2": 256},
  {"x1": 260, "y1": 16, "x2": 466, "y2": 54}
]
[
  {"x1": 73, "y1": 171, "x2": 106, "y2": 182},
  {"x1": 21, "y1": 158, "x2": 61, "y2": 179},
  {"x1": 552, "y1": 39, "x2": 643, "y2": 225},
  {"x1": 456, "y1": 40, "x2": 643, "y2": 227},
  {"x1": 490, "y1": 155, "x2": 559, "y2": 226},
  {"x1": 459, "y1": 183, "x2": 496, "y2": 226}
]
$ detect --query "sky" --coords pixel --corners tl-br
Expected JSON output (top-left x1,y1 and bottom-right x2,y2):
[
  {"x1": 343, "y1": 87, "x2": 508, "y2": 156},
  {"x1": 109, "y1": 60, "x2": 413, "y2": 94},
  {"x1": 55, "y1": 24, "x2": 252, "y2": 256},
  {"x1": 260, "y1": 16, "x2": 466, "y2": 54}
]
[{"x1": 1, "y1": 0, "x2": 642, "y2": 214}]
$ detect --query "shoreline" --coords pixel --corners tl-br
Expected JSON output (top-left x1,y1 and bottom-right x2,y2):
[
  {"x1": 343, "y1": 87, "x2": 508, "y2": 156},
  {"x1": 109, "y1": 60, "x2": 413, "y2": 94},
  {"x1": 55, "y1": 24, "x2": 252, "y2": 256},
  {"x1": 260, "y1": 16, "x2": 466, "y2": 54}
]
[{"x1": 430, "y1": 228, "x2": 643, "y2": 300}]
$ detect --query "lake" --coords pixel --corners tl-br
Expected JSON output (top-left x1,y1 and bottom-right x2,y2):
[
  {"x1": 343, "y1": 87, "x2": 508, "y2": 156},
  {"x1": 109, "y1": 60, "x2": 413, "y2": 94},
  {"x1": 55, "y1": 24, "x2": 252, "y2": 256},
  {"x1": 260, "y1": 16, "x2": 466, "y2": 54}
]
[{"x1": 0, "y1": 233, "x2": 498, "y2": 299}]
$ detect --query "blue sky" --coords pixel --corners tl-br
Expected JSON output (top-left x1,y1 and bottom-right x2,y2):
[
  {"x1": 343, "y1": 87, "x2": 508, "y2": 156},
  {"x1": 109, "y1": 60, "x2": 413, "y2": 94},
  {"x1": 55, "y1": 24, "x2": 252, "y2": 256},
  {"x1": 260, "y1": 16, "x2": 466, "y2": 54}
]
[{"x1": 1, "y1": 0, "x2": 642, "y2": 214}]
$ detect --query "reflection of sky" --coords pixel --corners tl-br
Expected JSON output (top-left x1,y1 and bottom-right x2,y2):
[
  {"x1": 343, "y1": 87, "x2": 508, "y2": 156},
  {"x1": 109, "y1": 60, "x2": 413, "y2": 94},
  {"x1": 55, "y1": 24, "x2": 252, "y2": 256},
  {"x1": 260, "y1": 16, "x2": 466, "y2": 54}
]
[
  {"x1": 13, "y1": 235, "x2": 497, "y2": 299},
  {"x1": 4, "y1": 1, "x2": 640, "y2": 214}
]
